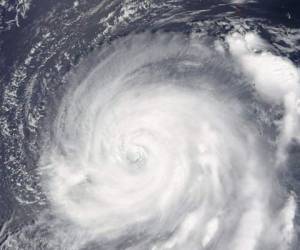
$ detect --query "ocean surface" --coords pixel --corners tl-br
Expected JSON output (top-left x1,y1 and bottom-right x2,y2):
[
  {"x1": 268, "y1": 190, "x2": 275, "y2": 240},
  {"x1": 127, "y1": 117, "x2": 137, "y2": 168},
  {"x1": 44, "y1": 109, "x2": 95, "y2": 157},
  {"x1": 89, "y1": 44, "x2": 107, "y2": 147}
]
[{"x1": 1, "y1": 1, "x2": 300, "y2": 249}]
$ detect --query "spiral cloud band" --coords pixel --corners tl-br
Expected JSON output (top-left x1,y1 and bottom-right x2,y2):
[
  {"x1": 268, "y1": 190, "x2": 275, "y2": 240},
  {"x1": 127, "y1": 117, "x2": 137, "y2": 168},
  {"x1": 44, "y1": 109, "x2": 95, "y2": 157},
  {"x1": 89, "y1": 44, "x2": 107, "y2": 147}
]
[{"x1": 40, "y1": 33, "x2": 297, "y2": 250}]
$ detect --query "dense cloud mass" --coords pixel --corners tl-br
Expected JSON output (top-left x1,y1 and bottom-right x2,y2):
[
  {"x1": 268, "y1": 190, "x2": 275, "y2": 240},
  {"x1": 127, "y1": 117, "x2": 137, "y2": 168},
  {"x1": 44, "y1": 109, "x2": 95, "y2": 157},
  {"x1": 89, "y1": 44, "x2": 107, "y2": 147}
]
[
  {"x1": 36, "y1": 33, "x2": 297, "y2": 249},
  {"x1": 0, "y1": 1, "x2": 299, "y2": 250}
]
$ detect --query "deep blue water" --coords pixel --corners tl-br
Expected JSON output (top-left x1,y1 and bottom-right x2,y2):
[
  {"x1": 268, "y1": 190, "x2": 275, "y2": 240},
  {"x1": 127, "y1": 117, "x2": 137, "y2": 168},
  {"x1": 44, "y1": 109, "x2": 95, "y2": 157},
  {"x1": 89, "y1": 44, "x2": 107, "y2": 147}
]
[{"x1": 1, "y1": 0, "x2": 300, "y2": 249}]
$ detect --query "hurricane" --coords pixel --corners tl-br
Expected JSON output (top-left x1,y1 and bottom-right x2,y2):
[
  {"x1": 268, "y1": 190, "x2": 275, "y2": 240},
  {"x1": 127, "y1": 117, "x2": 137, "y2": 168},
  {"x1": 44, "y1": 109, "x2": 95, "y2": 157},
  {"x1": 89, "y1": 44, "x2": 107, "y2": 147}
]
[
  {"x1": 40, "y1": 33, "x2": 298, "y2": 249},
  {"x1": 0, "y1": 1, "x2": 300, "y2": 250}
]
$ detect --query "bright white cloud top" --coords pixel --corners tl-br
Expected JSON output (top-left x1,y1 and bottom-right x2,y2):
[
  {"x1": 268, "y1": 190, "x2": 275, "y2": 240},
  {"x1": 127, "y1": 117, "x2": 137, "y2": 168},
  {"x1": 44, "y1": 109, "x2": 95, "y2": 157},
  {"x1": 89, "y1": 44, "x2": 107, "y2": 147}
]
[{"x1": 35, "y1": 33, "x2": 299, "y2": 250}]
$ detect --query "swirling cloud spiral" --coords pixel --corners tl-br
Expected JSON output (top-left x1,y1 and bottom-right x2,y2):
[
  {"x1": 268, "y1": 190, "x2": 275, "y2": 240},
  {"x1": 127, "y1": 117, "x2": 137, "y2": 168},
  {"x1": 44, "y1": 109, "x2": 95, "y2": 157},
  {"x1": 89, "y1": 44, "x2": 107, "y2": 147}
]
[{"x1": 41, "y1": 33, "x2": 297, "y2": 250}]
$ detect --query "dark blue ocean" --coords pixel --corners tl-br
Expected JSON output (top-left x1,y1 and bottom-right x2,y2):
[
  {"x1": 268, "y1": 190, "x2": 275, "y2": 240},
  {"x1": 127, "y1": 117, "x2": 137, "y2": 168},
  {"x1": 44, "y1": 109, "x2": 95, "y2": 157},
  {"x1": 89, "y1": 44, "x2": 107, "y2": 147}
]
[{"x1": 1, "y1": 1, "x2": 300, "y2": 249}]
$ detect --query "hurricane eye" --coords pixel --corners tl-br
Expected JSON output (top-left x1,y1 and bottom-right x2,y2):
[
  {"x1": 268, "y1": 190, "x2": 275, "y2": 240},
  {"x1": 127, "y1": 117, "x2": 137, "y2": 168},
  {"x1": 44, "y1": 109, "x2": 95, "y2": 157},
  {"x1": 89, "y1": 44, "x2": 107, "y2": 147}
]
[{"x1": 125, "y1": 146, "x2": 147, "y2": 169}]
